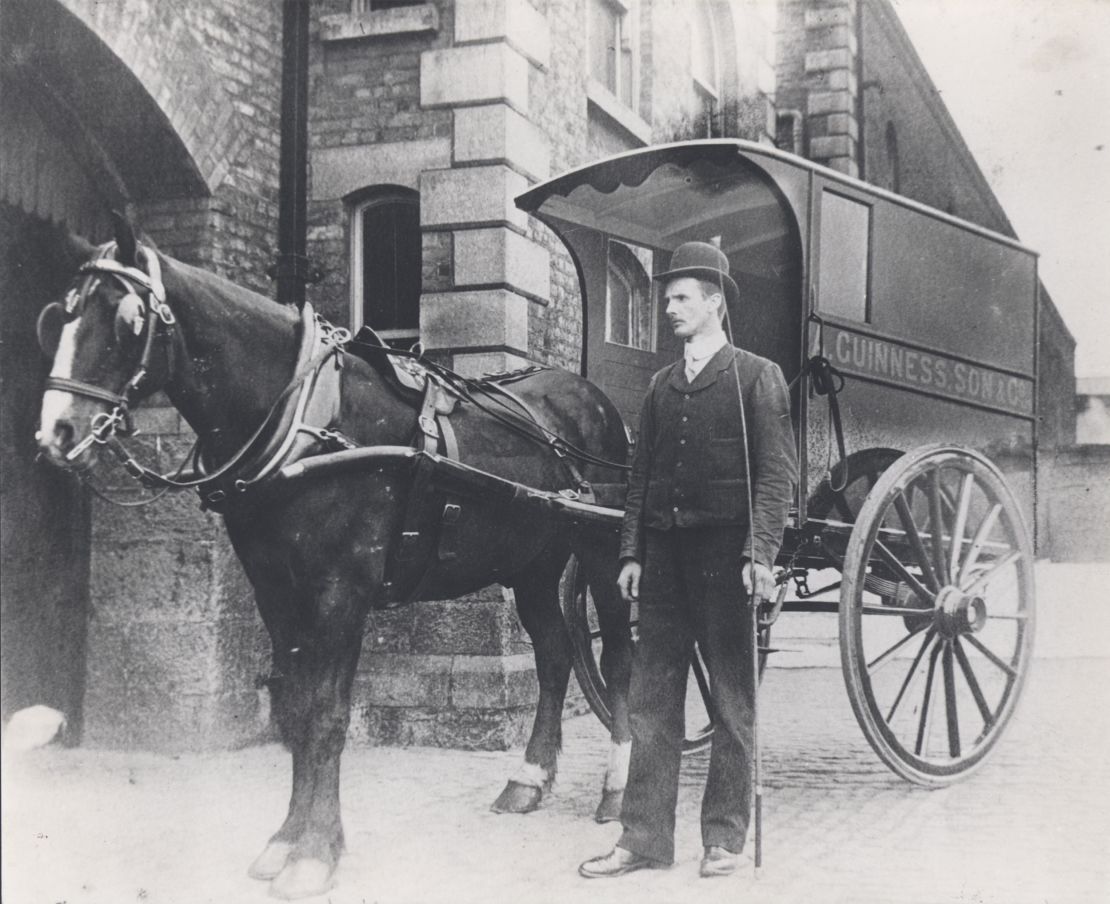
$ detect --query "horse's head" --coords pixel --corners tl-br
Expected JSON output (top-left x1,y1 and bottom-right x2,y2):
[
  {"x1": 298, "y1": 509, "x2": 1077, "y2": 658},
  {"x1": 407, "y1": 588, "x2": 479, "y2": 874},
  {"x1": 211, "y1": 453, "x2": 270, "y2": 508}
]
[{"x1": 36, "y1": 213, "x2": 176, "y2": 470}]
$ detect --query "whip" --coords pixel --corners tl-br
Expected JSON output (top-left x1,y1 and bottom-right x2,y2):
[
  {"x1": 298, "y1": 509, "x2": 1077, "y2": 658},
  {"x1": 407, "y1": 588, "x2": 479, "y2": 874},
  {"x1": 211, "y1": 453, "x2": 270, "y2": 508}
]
[{"x1": 721, "y1": 295, "x2": 764, "y2": 874}]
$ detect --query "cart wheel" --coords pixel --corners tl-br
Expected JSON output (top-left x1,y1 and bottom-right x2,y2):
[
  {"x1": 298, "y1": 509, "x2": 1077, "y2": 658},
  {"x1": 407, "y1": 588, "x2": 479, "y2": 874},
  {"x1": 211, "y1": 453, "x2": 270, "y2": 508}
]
[
  {"x1": 562, "y1": 555, "x2": 766, "y2": 754},
  {"x1": 839, "y1": 445, "x2": 1035, "y2": 785}
]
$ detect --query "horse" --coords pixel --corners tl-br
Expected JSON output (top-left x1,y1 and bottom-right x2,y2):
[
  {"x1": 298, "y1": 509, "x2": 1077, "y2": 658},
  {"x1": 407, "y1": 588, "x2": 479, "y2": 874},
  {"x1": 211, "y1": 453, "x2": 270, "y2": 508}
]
[{"x1": 35, "y1": 214, "x2": 635, "y2": 899}]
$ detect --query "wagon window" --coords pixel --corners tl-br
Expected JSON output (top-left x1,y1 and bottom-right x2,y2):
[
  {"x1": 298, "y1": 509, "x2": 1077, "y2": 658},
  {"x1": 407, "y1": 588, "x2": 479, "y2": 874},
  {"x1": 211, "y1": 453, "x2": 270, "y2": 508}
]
[
  {"x1": 606, "y1": 239, "x2": 655, "y2": 351},
  {"x1": 818, "y1": 190, "x2": 871, "y2": 322}
]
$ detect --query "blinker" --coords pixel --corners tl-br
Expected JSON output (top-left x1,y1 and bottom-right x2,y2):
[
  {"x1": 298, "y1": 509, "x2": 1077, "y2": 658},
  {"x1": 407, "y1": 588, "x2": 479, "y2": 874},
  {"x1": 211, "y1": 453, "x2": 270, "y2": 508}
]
[
  {"x1": 36, "y1": 302, "x2": 65, "y2": 358},
  {"x1": 116, "y1": 292, "x2": 147, "y2": 338}
]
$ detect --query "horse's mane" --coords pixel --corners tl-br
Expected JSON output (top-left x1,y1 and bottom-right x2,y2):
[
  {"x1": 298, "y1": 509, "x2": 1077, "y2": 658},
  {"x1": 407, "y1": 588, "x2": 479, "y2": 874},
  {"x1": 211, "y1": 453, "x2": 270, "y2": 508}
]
[{"x1": 159, "y1": 253, "x2": 300, "y2": 331}]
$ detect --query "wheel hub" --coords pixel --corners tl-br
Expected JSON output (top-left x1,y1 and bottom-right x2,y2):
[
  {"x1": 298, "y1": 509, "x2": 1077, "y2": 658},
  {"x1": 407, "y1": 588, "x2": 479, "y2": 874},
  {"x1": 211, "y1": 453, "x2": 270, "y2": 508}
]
[{"x1": 935, "y1": 585, "x2": 987, "y2": 637}]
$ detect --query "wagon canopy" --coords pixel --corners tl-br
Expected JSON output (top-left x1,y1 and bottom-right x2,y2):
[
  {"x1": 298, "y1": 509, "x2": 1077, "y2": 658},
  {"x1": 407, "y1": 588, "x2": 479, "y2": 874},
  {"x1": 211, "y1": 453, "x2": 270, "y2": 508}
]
[{"x1": 516, "y1": 141, "x2": 805, "y2": 424}]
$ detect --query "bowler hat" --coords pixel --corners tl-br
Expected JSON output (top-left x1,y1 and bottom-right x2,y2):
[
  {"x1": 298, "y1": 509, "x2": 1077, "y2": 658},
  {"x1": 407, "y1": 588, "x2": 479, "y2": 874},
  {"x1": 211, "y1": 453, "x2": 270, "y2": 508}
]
[{"x1": 654, "y1": 241, "x2": 739, "y2": 307}]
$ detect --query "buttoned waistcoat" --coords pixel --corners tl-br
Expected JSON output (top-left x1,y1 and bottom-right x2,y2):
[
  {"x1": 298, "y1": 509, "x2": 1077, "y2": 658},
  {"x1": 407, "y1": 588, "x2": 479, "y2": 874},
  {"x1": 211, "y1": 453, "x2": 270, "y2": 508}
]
[{"x1": 619, "y1": 344, "x2": 798, "y2": 567}]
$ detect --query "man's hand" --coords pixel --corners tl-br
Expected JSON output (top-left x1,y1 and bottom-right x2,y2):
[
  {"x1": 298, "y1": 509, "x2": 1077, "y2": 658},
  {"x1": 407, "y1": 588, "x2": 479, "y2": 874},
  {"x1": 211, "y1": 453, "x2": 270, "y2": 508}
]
[
  {"x1": 743, "y1": 561, "x2": 775, "y2": 607},
  {"x1": 617, "y1": 560, "x2": 642, "y2": 603}
]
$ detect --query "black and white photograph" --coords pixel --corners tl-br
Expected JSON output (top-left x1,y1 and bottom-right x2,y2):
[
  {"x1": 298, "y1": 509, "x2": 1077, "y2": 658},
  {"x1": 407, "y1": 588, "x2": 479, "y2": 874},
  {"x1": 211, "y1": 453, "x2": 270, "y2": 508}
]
[{"x1": 2, "y1": 1, "x2": 1107, "y2": 902}]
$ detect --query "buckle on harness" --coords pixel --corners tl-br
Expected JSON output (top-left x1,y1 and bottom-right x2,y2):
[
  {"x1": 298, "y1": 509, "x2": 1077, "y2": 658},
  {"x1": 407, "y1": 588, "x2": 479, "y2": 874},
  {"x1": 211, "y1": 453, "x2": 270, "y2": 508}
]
[{"x1": 418, "y1": 414, "x2": 438, "y2": 440}]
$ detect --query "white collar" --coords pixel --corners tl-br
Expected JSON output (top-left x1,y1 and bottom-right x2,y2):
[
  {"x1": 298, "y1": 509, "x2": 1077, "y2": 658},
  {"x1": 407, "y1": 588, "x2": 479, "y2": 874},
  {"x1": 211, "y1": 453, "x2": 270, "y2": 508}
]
[{"x1": 684, "y1": 331, "x2": 727, "y2": 362}]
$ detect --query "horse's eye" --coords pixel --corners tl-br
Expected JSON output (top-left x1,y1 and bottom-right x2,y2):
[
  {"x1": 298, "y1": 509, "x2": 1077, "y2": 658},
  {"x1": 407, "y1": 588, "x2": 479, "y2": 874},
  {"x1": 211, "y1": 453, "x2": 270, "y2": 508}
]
[{"x1": 114, "y1": 293, "x2": 147, "y2": 343}]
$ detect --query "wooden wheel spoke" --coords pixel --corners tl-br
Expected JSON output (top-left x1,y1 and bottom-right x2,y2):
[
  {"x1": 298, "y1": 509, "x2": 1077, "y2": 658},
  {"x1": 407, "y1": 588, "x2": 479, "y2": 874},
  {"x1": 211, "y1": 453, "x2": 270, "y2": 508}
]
[
  {"x1": 914, "y1": 642, "x2": 944, "y2": 756},
  {"x1": 961, "y1": 550, "x2": 1021, "y2": 597},
  {"x1": 948, "y1": 473, "x2": 975, "y2": 583},
  {"x1": 873, "y1": 538, "x2": 936, "y2": 604},
  {"x1": 963, "y1": 633, "x2": 1018, "y2": 680},
  {"x1": 957, "y1": 503, "x2": 1003, "y2": 585},
  {"x1": 927, "y1": 468, "x2": 950, "y2": 584},
  {"x1": 942, "y1": 643, "x2": 961, "y2": 758},
  {"x1": 868, "y1": 620, "x2": 932, "y2": 672},
  {"x1": 892, "y1": 493, "x2": 941, "y2": 593},
  {"x1": 860, "y1": 603, "x2": 931, "y2": 616},
  {"x1": 953, "y1": 637, "x2": 994, "y2": 726},
  {"x1": 884, "y1": 628, "x2": 937, "y2": 721}
]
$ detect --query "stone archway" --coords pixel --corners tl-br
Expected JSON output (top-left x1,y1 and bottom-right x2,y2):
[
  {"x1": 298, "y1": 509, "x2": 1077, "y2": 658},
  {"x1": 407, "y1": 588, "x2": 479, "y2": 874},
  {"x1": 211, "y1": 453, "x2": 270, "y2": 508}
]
[{"x1": 0, "y1": 0, "x2": 237, "y2": 739}]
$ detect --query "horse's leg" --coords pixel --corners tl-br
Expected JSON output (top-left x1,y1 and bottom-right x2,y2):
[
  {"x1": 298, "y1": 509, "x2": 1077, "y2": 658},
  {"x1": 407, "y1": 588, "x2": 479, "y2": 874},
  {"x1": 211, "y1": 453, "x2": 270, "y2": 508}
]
[
  {"x1": 576, "y1": 542, "x2": 634, "y2": 823},
  {"x1": 246, "y1": 582, "x2": 307, "y2": 882},
  {"x1": 266, "y1": 576, "x2": 368, "y2": 900},
  {"x1": 491, "y1": 552, "x2": 574, "y2": 814}
]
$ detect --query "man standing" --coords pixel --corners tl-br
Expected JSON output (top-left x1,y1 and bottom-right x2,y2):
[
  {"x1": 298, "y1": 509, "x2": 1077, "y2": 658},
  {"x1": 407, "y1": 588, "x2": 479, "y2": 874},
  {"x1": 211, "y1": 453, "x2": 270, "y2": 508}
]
[{"x1": 579, "y1": 242, "x2": 797, "y2": 879}]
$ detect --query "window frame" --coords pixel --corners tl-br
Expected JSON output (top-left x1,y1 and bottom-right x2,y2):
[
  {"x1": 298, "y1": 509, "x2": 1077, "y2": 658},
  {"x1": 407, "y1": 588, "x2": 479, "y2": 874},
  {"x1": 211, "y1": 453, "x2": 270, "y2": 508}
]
[
  {"x1": 691, "y1": 0, "x2": 721, "y2": 104},
  {"x1": 815, "y1": 187, "x2": 874, "y2": 324},
  {"x1": 348, "y1": 186, "x2": 422, "y2": 341},
  {"x1": 587, "y1": 0, "x2": 638, "y2": 110},
  {"x1": 604, "y1": 238, "x2": 656, "y2": 353}
]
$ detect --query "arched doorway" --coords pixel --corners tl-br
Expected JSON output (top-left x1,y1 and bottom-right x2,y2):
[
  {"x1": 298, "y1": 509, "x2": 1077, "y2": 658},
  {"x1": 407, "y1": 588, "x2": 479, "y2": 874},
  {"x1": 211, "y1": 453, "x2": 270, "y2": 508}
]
[{"x1": 0, "y1": 0, "x2": 213, "y2": 737}]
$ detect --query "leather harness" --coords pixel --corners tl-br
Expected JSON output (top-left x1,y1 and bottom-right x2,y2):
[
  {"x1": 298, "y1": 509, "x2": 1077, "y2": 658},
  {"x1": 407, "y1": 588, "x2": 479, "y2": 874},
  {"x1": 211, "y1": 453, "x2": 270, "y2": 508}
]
[{"x1": 50, "y1": 243, "x2": 599, "y2": 603}]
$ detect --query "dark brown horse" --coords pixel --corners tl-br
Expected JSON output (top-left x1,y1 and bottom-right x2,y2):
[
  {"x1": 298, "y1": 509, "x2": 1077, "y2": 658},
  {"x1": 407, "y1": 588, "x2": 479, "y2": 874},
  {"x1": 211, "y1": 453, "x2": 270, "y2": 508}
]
[{"x1": 35, "y1": 217, "x2": 634, "y2": 899}]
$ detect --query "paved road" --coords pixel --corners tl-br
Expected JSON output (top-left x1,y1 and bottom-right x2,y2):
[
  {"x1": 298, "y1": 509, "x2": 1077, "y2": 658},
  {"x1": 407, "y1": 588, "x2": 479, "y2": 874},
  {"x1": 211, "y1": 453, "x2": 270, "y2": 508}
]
[{"x1": 4, "y1": 655, "x2": 1108, "y2": 904}]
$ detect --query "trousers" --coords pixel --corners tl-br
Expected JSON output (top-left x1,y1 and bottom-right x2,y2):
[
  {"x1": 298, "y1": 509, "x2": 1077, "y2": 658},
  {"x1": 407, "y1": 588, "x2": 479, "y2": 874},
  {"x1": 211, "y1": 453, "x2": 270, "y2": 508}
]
[{"x1": 617, "y1": 526, "x2": 756, "y2": 864}]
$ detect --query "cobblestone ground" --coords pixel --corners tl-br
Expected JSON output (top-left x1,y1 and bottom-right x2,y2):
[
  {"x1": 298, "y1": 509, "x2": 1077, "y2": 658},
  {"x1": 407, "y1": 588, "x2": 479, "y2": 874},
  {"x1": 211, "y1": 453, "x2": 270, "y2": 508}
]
[{"x1": 4, "y1": 655, "x2": 1108, "y2": 904}]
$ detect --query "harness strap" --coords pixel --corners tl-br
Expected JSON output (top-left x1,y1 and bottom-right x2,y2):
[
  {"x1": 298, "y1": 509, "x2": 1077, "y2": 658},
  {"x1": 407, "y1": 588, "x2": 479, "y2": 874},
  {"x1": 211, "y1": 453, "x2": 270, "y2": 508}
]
[
  {"x1": 45, "y1": 377, "x2": 127, "y2": 408},
  {"x1": 791, "y1": 354, "x2": 848, "y2": 493},
  {"x1": 481, "y1": 381, "x2": 592, "y2": 495},
  {"x1": 393, "y1": 379, "x2": 462, "y2": 575}
]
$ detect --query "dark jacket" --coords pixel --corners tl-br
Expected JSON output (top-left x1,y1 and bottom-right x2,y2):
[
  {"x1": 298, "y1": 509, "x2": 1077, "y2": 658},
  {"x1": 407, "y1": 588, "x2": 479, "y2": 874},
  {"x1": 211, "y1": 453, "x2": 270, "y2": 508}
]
[{"x1": 619, "y1": 344, "x2": 798, "y2": 567}]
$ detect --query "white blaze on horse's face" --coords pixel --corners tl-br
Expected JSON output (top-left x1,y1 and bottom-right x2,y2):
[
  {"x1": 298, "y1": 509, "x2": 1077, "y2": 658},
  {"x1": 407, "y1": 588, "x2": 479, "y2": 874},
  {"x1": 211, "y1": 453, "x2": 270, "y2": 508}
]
[{"x1": 37, "y1": 317, "x2": 84, "y2": 463}]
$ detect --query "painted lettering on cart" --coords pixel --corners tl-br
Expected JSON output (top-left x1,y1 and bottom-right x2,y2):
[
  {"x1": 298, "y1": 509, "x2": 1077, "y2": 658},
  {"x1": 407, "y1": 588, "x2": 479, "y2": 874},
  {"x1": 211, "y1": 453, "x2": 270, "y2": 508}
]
[{"x1": 825, "y1": 325, "x2": 1034, "y2": 417}]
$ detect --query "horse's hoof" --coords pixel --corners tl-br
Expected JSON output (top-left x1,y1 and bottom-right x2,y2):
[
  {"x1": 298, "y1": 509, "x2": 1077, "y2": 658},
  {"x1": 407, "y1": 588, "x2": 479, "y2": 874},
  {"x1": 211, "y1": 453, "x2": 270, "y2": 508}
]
[
  {"x1": 594, "y1": 788, "x2": 624, "y2": 824},
  {"x1": 269, "y1": 858, "x2": 336, "y2": 900},
  {"x1": 248, "y1": 841, "x2": 294, "y2": 880},
  {"x1": 490, "y1": 780, "x2": 543, "y2": 814}
]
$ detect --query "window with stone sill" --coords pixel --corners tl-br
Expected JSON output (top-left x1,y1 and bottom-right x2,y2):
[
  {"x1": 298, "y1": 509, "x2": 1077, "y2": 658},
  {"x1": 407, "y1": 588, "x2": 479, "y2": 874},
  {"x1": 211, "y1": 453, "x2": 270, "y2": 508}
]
[
  {"x1": 589, "y1": 0, "x2": 637, "y2": 109},
  {"x1": 349, "y1": 188, "x2": 421, "y2": 346},
  {"x1": 692, "y1": 0, "x2": 722, "y2": 138},
  {"x1": 606, "y1": 239, "x2": 655, "y2": 351}
]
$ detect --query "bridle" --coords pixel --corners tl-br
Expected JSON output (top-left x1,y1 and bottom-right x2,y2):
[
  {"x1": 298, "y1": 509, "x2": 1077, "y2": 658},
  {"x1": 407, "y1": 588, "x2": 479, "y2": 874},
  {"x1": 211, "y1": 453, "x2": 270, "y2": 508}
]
[{"x1": 40, "y1": 243, "x2": 176, "y2": 461}]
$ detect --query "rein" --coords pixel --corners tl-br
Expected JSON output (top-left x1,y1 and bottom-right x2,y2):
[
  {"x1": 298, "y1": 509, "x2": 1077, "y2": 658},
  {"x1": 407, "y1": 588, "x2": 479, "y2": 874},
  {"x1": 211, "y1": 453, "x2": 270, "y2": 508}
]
[{"x1": 351, "y1": 339, "x2": 631, "y2": 474}]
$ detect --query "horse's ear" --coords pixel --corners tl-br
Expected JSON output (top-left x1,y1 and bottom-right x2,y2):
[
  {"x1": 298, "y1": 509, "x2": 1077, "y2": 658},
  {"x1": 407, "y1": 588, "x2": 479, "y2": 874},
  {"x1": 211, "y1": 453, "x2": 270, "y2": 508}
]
[
  {"x1": 61, "y1": 230, "x2": 96, "y2": 270},
  {"x1": 110, "y1": 209, "x2": 138, "y2": 265}
]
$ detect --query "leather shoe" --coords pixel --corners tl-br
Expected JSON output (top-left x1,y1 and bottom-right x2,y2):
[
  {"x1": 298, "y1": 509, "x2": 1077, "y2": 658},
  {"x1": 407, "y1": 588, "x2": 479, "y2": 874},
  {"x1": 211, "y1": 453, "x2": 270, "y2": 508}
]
[
  {"x1": 699, "y1": 845, "x2": 741, "y2": 878},
  {"x1": 578, "y1": 846, "x2": 664, "y2": 878}
]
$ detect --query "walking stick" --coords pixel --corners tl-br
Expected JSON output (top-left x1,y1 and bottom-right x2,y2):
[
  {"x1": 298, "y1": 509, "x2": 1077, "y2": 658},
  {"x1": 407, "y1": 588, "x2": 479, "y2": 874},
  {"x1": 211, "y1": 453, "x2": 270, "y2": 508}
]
[{"x1": 724, "y1": 306, "x2": 765, "y2": 875}]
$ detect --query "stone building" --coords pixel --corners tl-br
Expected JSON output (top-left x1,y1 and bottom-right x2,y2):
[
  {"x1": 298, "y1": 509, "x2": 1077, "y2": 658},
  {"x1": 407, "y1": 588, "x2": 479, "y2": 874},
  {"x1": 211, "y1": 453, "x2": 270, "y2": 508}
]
[{"x1": 0, "y1": 0, "x2": 1077, "y2": 751}]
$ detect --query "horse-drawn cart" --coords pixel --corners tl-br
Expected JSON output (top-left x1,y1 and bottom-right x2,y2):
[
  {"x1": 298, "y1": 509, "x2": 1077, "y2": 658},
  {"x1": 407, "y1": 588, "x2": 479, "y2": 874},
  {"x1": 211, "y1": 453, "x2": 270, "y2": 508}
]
[
  {"x1": 35, "y1": 139, "x2": 1039, "y2": 896},
  {"x1": 516, "y1": 140, "x2": 1039, "y2": 786}
]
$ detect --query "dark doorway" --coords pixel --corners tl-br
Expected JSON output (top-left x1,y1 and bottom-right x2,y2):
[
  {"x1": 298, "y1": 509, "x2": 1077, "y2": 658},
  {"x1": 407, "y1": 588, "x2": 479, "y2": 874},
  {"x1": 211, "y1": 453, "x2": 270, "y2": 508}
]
[{"x1": 0, "y1": 204, "x2": 92, "y2": 738}]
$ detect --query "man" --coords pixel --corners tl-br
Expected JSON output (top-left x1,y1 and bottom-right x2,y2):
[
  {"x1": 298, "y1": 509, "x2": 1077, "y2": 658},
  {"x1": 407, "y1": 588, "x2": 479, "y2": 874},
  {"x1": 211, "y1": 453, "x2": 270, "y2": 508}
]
[{"x1": 579, "y1": 241, "x2": 797, "y2": 879}]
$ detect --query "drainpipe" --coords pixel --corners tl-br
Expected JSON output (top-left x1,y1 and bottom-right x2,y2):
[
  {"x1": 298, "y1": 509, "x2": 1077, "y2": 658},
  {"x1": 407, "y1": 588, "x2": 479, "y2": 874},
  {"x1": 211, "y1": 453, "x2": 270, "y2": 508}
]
[
  {"x1": 273, "y1": 0, "x2": 315, "y2": 308},
  {"x1": 855, "y1": 0, "x2": 866, "y2": 180}
]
